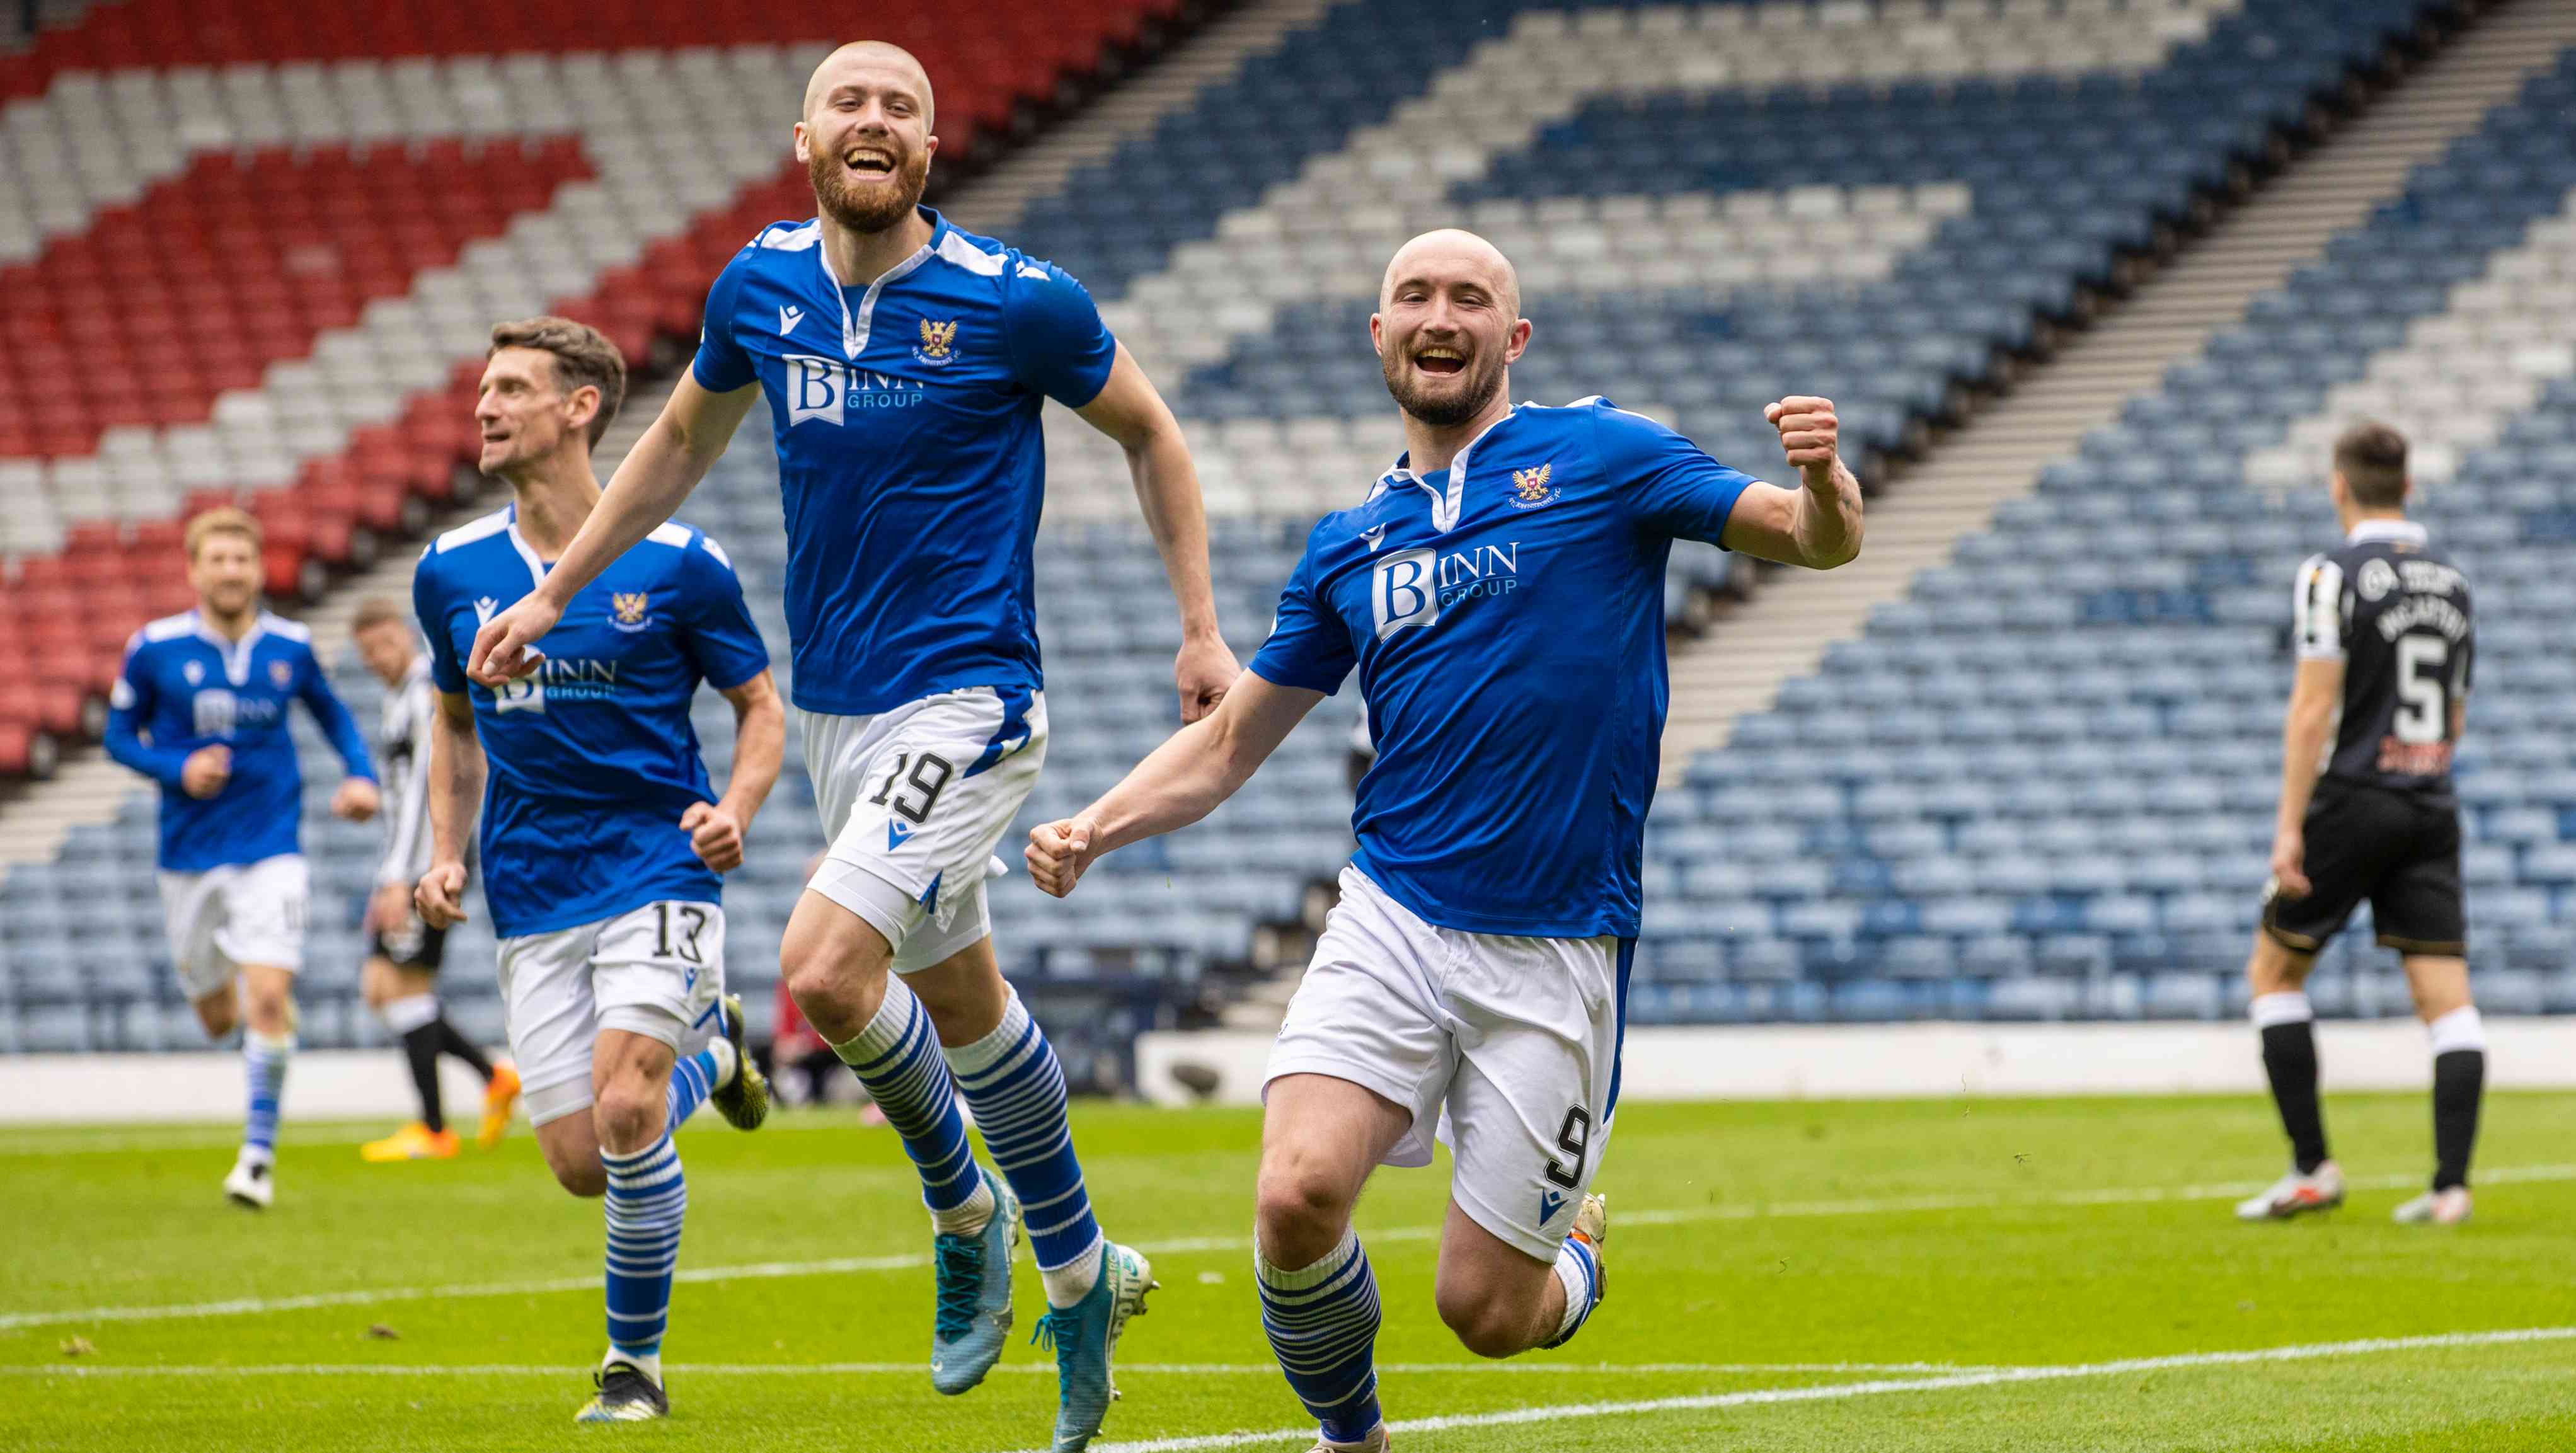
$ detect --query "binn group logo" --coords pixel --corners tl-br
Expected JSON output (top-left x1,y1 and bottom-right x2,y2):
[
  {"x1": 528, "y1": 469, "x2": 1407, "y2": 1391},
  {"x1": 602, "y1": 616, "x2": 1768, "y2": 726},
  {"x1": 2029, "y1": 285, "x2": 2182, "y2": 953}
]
[
  {"x1": 1371, "y1": 541, "x2": 1521, "y2": 640},
  {"x1": 786, "y1": 356, "x2": 927, "y2": 427}
]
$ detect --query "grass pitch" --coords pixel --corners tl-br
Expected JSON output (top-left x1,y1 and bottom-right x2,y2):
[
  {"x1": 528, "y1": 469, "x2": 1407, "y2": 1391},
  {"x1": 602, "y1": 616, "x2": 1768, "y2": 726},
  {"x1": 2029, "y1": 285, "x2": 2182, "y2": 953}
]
[{"x1": 6, "y1": 1091, "x2": 2574, "y2": 1452}]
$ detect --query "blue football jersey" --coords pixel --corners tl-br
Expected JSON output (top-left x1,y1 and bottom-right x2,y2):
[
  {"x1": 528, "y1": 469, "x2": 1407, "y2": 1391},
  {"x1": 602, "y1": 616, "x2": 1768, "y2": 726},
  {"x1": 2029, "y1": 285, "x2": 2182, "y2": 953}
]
[
  {"x1": 690, "y1": 206, "x2": 1117, "y2": 716},
  {"x1": 412, "y1": 507, "x2": 770, "y2": 939},
  {"x1": 106, "y1": 611, "x2": 377, "y2": 873},
  {"x1": 1250, "y1": 399, "x2": 1759, "y2": 939}
]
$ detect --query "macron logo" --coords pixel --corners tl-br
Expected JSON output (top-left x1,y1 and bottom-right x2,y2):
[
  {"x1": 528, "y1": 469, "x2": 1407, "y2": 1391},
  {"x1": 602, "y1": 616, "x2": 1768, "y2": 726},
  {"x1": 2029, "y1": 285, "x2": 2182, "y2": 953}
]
[
  {"x1": 473, "y1": 596, "x2": 500, "y2": 627},
  {"x1": 778, "y1": 304, "x2": 805, "y2": 337},
  {"x1": 1362, "y1": 524, "x2": 1388, "y2": 553},
  {"x1": 887, "y1": 818, "x2": 915, "y2": 851},
  {"x1": 1539, "y1": 1189, "x2": 1566, "y2": 1224}
]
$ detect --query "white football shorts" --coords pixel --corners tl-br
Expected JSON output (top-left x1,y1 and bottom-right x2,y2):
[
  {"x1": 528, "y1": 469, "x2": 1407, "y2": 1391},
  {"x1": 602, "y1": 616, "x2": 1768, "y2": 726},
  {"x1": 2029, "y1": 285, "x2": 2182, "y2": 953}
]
[
  {"x1": 798, "y1": 687, "x2": 1046, "y2": 973},
  {"x1": 157, "y1": 853, "x2": 310, "y2": 1000},
  {"x1": 495, "y1": 900, "x2": 727, "y2": 1127},
  {"x1": 1267, "y1": 865, "x2": 1631, "y2": 1261}
]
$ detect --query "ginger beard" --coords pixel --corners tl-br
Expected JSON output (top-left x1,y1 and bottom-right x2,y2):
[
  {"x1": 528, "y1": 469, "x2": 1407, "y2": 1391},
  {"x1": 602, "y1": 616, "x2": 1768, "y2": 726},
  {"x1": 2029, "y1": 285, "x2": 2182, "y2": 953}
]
[
  {"x1": 807, "y1": 132, "x2": 930, "y2": 234},
  {"x1": 1381, "y1": 328, "x2": 1508, "y2": 429}
]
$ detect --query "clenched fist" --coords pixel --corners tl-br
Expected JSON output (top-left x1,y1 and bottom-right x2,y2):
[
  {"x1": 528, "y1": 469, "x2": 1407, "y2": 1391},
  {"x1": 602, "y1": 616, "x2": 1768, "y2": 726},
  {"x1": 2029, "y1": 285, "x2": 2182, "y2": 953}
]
[
  {"x1": 1025, "y1": 817, "x2": 1101, "y2": 899},
  {"x1": 1764, "y1": 395, "x2": 1841, "y2": 485},
  {"x1": 415, "y1": 860, "x2": 469, "y2": 929}
]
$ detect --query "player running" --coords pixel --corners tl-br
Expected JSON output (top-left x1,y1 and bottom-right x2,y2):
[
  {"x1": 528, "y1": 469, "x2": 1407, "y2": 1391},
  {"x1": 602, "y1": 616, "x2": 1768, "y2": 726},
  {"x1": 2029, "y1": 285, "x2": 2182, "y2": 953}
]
[
  {"x1": 465, "y1": 42, "x2": 1233, "y2": 1449},
  {"x1": 2236, "y1": 422, "x2": 2483, "y2": 1227},
  {"x1": 106, "y1": 507, "x2": 381, "y2": 1210},
  {"x1": 348, "y1": 595, "x2": 520, "y2": 1162},
  {"x1": 1026, "y1": 230, "x2": 1861, "y2": 1453},
  {"x1": 414, "y1": 318, "x2": 783, "y2": 1422}
]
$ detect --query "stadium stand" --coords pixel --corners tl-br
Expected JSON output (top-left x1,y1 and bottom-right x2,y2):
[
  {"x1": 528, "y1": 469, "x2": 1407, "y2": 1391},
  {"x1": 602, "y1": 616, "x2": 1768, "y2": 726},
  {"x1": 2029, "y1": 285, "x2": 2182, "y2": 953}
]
[{"x1": 12, "y1": 0, "x2": 2576, "y2": 1063}]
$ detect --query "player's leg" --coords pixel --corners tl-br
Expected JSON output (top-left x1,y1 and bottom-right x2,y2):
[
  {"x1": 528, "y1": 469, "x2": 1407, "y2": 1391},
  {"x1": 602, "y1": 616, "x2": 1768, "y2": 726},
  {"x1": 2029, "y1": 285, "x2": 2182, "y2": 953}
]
[
  {"x1": 216, "y1": 855, "x2": 308, "y2": 1209},
  {"x1": 2240, "y1": 797, "x2": 2374, "y2": 1220},
  {"x1": 1255, "y1": 1073, "x2": 1412, "y2": 1452},
  {"x1": 1254, "y1": 868, "x2": 1455, "y2": 1452},
  {"x1": 1430, "y1": 934, "x2": 1623, "y2": 1358},
  {"x1": 161, "y1": 869, "x2": 236, "y2": 1038},
  {"x1": 360, "y1": 957, "x2": 459, "y2": 1160},
  {"x1": 2380, "y1": 805, "x2": 2478, "y2": 1224}
]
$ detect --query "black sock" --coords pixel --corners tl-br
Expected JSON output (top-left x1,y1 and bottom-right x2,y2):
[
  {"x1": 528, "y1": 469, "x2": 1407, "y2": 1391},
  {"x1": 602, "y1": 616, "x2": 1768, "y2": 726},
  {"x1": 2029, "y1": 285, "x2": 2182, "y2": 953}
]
[
  {"x1": 436, "y1": 1018, "x2": 495, "y2": 1081},
  {"x1": 400, "y1": 1022, "x2": 446, "y2": 1134},
  {"x1": 2432, "y1": 1048, "x2": 2484, "y2": 1192},
  {"x1": 2261, "y1": 1021, "x2": 2330, "y2": 1174}
]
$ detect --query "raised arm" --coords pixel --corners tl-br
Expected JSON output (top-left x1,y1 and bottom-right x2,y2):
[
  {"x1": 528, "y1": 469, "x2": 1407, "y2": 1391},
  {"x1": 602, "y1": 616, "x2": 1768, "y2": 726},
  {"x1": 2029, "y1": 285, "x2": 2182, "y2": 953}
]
[
  {"x1": 1025, "y1": 670, "x2": 1323, "y2": 897},
  {"x1": 413, "y1": 689, "x2": 485, "y2": 928},
  {"x1": 1715, "y1": 396, "x2": 1864, "y2": 569},
  {"x1": 1074, "y1": 344, "x2": 1238, "y2": 722},
  {"x1": 680, "y1": 670, "x2": 785, "y2": 875},
  {"x1": 466, "y1": 374, "x2": 760, "y2": 684}
]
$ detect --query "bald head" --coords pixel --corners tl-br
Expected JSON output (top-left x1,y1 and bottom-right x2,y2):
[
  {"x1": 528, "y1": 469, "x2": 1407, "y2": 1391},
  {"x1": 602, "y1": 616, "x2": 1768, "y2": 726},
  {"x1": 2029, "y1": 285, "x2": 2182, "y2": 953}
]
[
  {"x1": 803, "y1": 41, "x2": 934, "y2": 129},
  {"x1": 1380, "y1": 229, "x2": 1521, "y2": 321}
]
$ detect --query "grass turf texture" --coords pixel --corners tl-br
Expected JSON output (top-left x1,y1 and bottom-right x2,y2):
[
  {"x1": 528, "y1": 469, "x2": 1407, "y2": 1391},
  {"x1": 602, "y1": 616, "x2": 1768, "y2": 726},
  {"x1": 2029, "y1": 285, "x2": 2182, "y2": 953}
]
[{"x1": 4, "y1": 1091, "x2": 2573, "y2": 1452}]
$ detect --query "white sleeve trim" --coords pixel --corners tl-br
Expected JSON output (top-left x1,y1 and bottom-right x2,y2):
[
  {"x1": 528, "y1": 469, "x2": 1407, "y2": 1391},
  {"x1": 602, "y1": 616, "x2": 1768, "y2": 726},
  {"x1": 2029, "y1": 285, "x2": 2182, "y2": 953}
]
[{"x1": 2292, "y1": 555, "x2": 2346, "y2": 662}]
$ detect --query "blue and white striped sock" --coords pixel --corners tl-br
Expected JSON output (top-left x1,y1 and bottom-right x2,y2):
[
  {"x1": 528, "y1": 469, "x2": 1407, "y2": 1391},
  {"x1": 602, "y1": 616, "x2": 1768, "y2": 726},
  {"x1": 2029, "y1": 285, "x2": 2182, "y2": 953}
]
[
  {"x1": 666, "y1": 1045, "x2": 722, "y2": 1128},
  {"x1": 602, "y1": 1131, "x2": 687, "y2": 1360},
  {"x1": 832, "y1": 977, "x2": 987, "y2": 1224},
  {"x1": 1550, "y1": 1233, "x2": 1602, "y2": 1345},
  {"x1": 1256, "y1": 1230, "x2": 1383, "y2": 1445},
  {"x1": 242, "y1": 1030, "x2": 292, "y2": 1161},
  {"x1": 945, "y1": 991, "x2": 1101, "y2": 1303}
]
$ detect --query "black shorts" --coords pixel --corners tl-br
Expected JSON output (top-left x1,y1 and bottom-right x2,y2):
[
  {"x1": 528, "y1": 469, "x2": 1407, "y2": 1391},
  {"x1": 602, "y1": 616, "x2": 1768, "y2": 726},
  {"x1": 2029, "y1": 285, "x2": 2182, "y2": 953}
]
[
  {"x1": 2262, "y1": 780, "x2": 2465, "y2": 956},
  {"x1": 369, "y1": 912, "x2": 449, "y2": 972}
]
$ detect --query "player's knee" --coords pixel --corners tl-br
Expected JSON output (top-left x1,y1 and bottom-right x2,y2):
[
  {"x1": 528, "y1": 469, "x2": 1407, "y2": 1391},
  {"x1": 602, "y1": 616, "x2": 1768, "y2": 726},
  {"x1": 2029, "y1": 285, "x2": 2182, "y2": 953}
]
[
  {"x1": 547, "y1": 1152, "x2": 607, "y2": 1198},
  {"x1": 592, "y1": 1082, "x2": 665, "y2": 1156},
  {"x1": 1434, "y1": 1285, "x2": 1528, "y2": 1360},
  {"x1": 241, "y1": 984, "x2": 292, "y2": 1033},
  {"x1": 1254, "y1": 1158, "x2": 1352, "y2": 1268}
]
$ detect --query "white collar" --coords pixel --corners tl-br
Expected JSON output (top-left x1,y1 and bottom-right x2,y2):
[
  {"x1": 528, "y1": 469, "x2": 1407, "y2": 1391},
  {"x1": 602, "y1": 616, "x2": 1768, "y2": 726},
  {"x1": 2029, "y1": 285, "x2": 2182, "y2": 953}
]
[
  {"x1": 503, "y1": 505, "x2": 551, "y2": 592},
  {"x1": 818, "y1": 209, "x2": 943, "y2": 362},
  {"x1": 1369, "y1": 405, "x2": 1524, "y2": 534},
  {"x1": 2347, "y1": 518, "x2": 2427, "y2": 546},
  {"x1": 190, "y1": 609, "x2": 270, "y2": 686}
]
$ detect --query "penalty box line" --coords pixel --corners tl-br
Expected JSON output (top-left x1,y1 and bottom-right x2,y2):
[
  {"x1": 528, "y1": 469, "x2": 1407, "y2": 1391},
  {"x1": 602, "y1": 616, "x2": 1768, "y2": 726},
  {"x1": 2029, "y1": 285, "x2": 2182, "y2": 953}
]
[
  {"x1": 1029, "y1": 1326, "x2": 2576, "y2": 1453},
  {"x1": 7, "y1": 1163, "x2": 2573, "y2": 1332}
]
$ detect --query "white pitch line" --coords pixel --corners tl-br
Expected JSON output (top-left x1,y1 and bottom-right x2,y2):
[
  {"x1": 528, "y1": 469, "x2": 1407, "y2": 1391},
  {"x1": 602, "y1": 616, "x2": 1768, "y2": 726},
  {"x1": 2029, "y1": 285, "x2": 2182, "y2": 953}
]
[
  {"x1": 0, "y1": 1360, "x2": 1997, "y2": 1379},
  {"x1": 9, "y1": 1164, "x2": 2573, "y2": 1332},
  {"x1": 1024, "y1": 1326, "x2": 2576, "y2": 1453}
]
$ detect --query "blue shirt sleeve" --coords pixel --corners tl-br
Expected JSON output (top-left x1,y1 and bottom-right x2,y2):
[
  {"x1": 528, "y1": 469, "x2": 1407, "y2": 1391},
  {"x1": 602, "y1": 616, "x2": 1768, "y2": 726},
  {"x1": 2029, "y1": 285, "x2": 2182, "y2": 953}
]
[
  {"x1": 104, "y1": 638, "x2": 190, "y2": 787},
  {"x1": 413, "y1": 550, "x2": 468, "y2": 695},
  {"x1": 296, "y1": 643, "x2": 377, "y2": 781},
  {"x1": 1002, "y1": 261, "x2": 1117, "y2": 408},
  {"x1": 676, "y1": 533, "x2": 771, "y2": 692},
  {"x1": 1246, "y1": 525, "x2": 1355, "y2": 696},
  {"x1": 689, "y1": 247, "x2": 759, "y2": 394},
  {"x1": 1591, "y1": 401, "x2": 1759, "y2": 548}
]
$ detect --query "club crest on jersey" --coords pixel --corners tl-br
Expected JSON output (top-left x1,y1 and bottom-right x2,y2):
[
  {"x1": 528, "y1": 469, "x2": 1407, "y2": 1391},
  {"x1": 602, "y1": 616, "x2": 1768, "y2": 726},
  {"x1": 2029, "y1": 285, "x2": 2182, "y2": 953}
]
[
  {"x1": 183, "y1": 660, "x2": 205, "y2": 686},
  {"x1": 609, "y1": 591, "x2": 653, "y2": 633},
  {"x1": 1509, "y1": 462, "x2": 1560, "y2": 510},
  {"x1": 2356, "y1": 558, "x2": 2398, "y2": 602},
  {"x1": 913, "y1": 318, "x2": 959, "y2": 365},
  {"x1": 268, "y1": 660, "x2": 293, "y2": 688}
]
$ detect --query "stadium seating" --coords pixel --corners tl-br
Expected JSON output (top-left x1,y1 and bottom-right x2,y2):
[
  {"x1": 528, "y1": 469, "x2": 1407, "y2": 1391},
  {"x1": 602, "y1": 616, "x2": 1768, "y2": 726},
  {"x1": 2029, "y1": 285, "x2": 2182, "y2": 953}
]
[{"x1": 20, "y1": 0, "x2": 2576, "y2": 1051}]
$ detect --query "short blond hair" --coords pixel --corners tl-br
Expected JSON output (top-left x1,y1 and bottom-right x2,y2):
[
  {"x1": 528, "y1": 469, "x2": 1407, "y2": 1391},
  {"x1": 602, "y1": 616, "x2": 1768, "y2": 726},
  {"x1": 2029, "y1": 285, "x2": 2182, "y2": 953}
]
[
  {"x1": 184, "y1": 507, "x2": 262, "y2": 561},
  {"x1": 352, "y1": 595, "x2": 410, "y2": 635},
  {"x1": 488, "y1": 316, "x2": 627, "y2": 447}
]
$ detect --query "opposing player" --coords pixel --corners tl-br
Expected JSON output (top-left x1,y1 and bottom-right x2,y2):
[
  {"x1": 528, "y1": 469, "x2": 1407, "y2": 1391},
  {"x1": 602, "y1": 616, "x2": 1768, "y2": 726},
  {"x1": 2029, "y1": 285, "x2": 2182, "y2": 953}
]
[
  {"x1": 1026, "y1": 230, "x2": 1862, "y2": 1453},
  {"x1": 106, "y1": 507, "x2": 381, "y2": 1209},
  {"x1": 348, "y1": 595, "x2": 519, "y2": 1162},
  {"x1": 414, "y1": 318, "x2": 783, "y2": 1422},
  {"x1": 465, "y1": 42, "x2": 1233, "y2": 1447},
  {"x1": 2236, "y1": 422, "x2": 2483, "y2": 1227}
]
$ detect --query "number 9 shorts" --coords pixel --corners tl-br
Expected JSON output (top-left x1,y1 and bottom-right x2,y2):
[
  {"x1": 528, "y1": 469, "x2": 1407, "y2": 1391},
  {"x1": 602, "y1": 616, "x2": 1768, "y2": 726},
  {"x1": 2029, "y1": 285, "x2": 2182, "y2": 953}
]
[
  {"x1": 495, "y1": 900, "x2": 727, "y2": 1127},
  {"x1": 1266, "y1": 864, "x2": 1633, "y2": 1261},
  {"x1": 797, "y1": 687, "x2": 1048, "y2": 975}
]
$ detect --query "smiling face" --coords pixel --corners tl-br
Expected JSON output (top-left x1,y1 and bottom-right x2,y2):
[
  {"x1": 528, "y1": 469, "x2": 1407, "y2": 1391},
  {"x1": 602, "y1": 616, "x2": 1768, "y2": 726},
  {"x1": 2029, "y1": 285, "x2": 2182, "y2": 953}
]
[
  {"x1": 187, "y1": 529, "x2": 262, "y2": 620},
  {"x1": 1371, "y1": 230, "x2": 1530, "y2": 429},
  {"x1": 475, "y1": 346, "x2": 594, "y2": 476},
  {"x1": 796, "y1": 43, "x2": 938, "y2": 234}
]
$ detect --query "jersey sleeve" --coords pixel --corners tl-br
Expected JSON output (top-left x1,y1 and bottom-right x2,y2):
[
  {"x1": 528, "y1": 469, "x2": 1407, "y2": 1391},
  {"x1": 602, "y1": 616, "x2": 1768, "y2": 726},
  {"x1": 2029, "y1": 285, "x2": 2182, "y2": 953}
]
[
  {"x1": 295, "y1": 643, "x2": 377, "y2": 781},
  {"x1": 1591, "y1": 401, "x2": 1760, "y2": 548},
  {"x1": 2291, "y1": 554, "x2": 2347, "y2": 662},
  {"x1": 103, "y1": 638, "x2": 190, "y2": 787},
  {"x1": 1247, "y1": 526, "x2": 1355, "y2": 696},
  {"x1": 1001, "y1": 261, "x2": 1117, "y2": 408},
  {"x1": 377, "y1": 679, "x2": 437, "y2": 887},
  {"x1": 676, "y1": 533, "x2": 771, "y2": 692},
  {"x1": 413, "y1": 551, "x2": 469, "y2": 694},
  {"x1": 689, "y1": 247, "x2": 760, "y2": 394}
]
